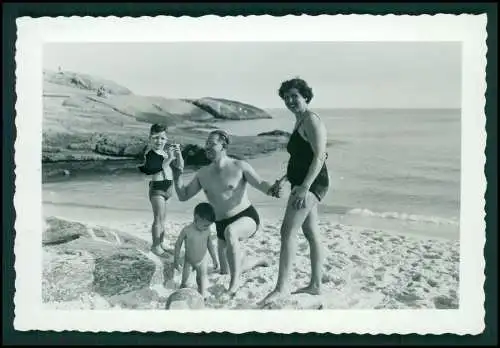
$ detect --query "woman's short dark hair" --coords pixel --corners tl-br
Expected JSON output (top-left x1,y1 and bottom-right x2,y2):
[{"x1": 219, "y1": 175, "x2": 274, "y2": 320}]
[
  {"x1": 278, "y1": 78, "x2": 314, "y2": 104},
  {"x1": 194, "y1": 202, "x2": 216, "y2": 222},
  {"x1": 150, "y1": 124, "x2": 168, "y2": 135}
]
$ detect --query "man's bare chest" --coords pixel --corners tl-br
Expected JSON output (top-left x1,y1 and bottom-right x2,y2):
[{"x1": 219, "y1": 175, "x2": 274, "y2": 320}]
[{"x1": 200, "y1": 167, "x2": 244, "y2": 193}]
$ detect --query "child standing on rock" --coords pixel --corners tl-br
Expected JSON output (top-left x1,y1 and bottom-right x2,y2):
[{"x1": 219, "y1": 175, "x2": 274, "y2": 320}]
[{"x1": 138, "y1": 124, "x2": 183, "y2": 256}]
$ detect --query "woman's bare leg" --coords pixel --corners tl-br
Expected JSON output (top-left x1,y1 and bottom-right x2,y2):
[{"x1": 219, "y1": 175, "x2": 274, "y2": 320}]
[
  {"x1": 293, "y1": 204, "x2": 323, "y2": 295},
  {"x1": 258, "y1": 192, "x2": 317, "y2": 305}
]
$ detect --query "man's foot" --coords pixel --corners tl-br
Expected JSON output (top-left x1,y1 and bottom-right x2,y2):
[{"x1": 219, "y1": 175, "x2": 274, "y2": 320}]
[
  {"x1": 292, "y1": 284, "x2": 322, "y2": 296},
  {"x1": 257, "y1": 289, "x2": 290, "y2": 307}
]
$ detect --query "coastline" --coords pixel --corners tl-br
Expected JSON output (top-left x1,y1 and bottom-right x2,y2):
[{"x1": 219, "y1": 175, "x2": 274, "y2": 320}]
[{"x1": 42, "y1": 124, "x2": 289, "y2": 182}]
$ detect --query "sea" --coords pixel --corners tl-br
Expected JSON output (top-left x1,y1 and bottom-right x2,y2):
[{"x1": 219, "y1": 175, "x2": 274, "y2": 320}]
[{"x1": 43, "y1": 108, "x2": 461, "y2": 240}]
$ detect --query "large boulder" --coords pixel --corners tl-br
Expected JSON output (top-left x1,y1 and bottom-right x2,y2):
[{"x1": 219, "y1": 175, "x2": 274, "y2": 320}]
[
  {"x1": 42, "y1": 217, "x2": 176, "y2": 309},
  {"x1": 93, "y1": 134, "x2": 148, "y2": 158},
  {"x1": 181, "y1": 144, "x2": 210, "y2": 166}
]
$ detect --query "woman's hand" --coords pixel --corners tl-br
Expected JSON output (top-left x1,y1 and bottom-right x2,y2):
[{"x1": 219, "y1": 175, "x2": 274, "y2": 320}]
[{"x1": 291, "y1": 185, "x2": 309, "y2": 210}]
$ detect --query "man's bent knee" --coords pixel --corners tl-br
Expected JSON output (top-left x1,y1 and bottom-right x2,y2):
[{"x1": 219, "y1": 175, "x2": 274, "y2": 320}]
[{"x1": 223, "y1": 226, "x2": 239, "y2": 245}]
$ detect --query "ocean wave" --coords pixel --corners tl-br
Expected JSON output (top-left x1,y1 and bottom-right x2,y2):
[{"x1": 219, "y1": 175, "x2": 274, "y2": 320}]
[{"x1": 346, "y1": 208, "x2": 459, "y2": 226}]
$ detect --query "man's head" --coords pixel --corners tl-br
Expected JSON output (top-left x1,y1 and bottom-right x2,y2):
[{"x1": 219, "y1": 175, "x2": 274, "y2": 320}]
[
  {"x1": 205, "y1": 130, "x2": 230, "y2": 161},
  {"x1": 193, "y1": 202, "x2": 216, "y2": 230},
  {"x1": 149, "y1": 124, "x2": 168, "y2": 151}
]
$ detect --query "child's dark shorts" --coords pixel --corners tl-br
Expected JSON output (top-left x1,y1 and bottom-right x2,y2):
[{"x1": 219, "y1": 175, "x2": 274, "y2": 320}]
[{"x1": 149, "y1": 180, "x2": 173, "y2": 200}]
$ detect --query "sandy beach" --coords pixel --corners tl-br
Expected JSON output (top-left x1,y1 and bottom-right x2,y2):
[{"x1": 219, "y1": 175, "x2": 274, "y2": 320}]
[{"x1": 42, "y1": 208, "x2": 460, "y2": 310}]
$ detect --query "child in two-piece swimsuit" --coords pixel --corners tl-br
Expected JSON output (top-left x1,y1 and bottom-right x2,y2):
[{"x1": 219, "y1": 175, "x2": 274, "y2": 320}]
[{"x1": 138, "y1": 124, "x2": 183, "y2": 256}]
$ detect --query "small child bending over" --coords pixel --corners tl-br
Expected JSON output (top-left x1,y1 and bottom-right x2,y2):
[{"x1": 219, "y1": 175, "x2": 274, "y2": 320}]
[{"x1": 174, "y1": 202, "x2": 219, "y2": 298}]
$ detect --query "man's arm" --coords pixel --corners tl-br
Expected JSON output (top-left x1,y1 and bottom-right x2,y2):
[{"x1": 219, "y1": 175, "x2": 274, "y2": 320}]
[
  {"x1": 173, "y1": 171, "x2": 203, "y2": 201},
  {"x1": 171, "y1": 144, "x2": 184, "y2": 171},
  {"x1": 239, "y1": 160, "x2": 277, "y2": 196}
]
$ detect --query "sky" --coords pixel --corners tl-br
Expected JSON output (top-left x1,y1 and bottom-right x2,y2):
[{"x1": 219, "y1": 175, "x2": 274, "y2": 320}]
[{"x1": 43, "y1": 42, "x2": 461, "y2": 109}]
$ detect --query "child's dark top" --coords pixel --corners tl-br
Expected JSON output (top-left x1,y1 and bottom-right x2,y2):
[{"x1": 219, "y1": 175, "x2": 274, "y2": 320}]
[
  {"x1": 138, "y1": 150, "x2": 181, "y2": 175},
  {"x1": 138, "y1": 150, "x2": 165, "y2": 175}
]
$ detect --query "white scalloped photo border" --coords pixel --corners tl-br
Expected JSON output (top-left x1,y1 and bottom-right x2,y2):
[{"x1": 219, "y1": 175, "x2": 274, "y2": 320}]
[{"x1": 13, "y1": 14, "x2": 487, "y2": 334}]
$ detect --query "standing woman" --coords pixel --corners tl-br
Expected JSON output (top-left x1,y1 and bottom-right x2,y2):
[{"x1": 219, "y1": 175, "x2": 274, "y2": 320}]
[
  {"x1": 261, "y1": 78, "x2": 330, "y2": 304},
  {"x1": 138, "y1": 124, "x2": 183, "y2": 256}
]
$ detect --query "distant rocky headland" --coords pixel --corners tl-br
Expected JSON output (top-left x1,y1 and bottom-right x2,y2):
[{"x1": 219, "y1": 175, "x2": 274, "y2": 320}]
[{"x1": 42, "y1": 70, "x2": 289, "y2": 181}]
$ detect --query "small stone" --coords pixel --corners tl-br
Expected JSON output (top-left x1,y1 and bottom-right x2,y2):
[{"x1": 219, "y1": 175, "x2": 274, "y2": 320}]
[
  {"x1": 165, "y1": 288, "x2": 205, "y2": 309},
  {"x1": 433, "y1": 295, "x2": 457, "y2": 309},
  {"x1": 427, "y1": 279, "x2": 438, "y2": 287}
]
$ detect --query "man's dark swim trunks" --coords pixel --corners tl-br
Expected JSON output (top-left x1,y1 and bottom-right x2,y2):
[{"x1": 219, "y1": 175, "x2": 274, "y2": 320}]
[{"x1": 215, "y1": 205, "x2": 260, "y2": 241}]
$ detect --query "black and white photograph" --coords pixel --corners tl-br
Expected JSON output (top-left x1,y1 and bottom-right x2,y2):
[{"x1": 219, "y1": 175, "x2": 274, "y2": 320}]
[{"x1": 14, "y1": 15, "x2": 487, "y2": 334}]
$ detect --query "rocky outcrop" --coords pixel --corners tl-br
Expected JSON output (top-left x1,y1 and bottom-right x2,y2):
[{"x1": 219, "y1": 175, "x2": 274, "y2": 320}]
[
  {"x1": 258, "y1": 129, "x2": 291, "y2": 137},
  {"x1": 42, "y1": 217, "x2": 177, "y2": 309},
  {"x1": 44, "y1": 70, "x2": 133, "y2": 96},
  {"x1": 181, "y1": 144, "x2": 210, "y2": 166},
  {"x1": 190, "y1": 97, "x2": 272, "y2": 120},
  {"x1": 42, "y1": 69, "x2": 291, "y2": 180}
]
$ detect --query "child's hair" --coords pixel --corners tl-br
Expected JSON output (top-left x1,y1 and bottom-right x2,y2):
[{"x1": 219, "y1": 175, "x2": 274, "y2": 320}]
[
  {"x1": 194, "y1": 202, "x2": 216, "y2": 222},
  {"x1": 150, "y1": 123, "x2": 168, "y2": 135}
]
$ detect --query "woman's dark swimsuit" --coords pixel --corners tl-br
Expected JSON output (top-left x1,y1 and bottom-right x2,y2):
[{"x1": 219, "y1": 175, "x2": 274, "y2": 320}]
[
  {"x1": 286, "y1": 124, "x2": 329, "y2": 202},
  {"x1": 139, "y1": 150, "x2": 175, "y2": 200},
  {"x1": 215, "y1": 205, "x2": 260, "y2": 241}
]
